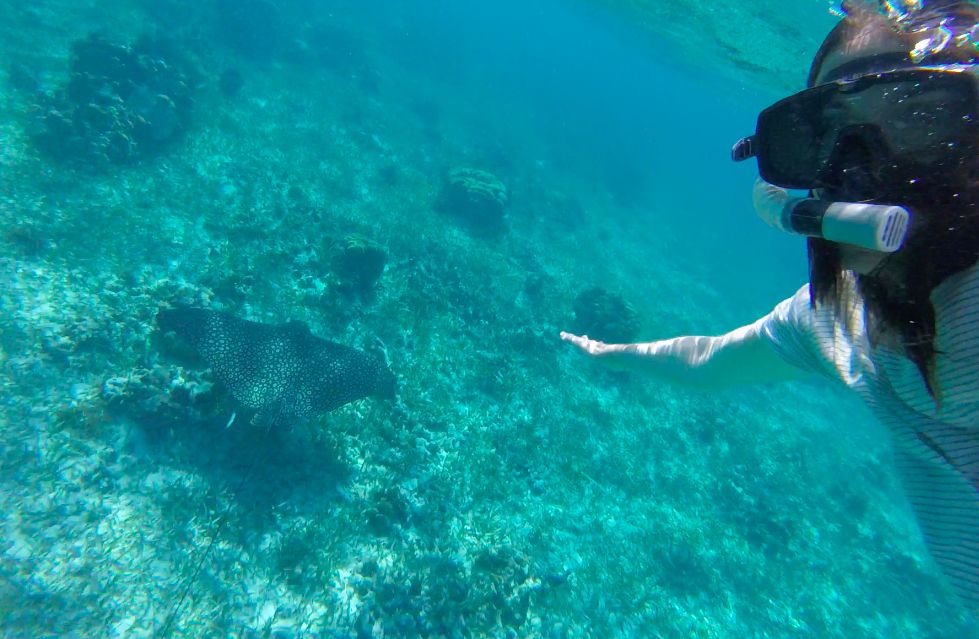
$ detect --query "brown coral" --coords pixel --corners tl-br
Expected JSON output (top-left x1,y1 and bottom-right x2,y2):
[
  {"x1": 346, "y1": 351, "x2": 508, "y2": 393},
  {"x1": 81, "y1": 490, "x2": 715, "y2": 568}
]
[{"x1": 436, "y1": 167, "x2": 509, "y2": 232}]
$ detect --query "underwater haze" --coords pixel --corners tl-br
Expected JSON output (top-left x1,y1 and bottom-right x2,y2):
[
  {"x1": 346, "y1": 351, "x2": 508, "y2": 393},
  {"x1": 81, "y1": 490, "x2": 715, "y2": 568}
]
[{"x1": 0, "y1": 0, "x2": 975, "y2": 637}]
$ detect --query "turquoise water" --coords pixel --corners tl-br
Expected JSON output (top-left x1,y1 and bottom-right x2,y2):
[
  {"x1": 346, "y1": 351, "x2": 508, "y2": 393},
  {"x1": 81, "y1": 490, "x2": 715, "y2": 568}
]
[{"x1": 1, "y1": 0, "x2": 976, "y2": 637}]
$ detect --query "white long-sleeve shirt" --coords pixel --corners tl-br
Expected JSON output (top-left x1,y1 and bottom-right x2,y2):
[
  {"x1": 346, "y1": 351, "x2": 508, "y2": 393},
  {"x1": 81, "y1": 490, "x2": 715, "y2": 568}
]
[
  {"x1": 760, "y1": 271, "x2": 979, "y2": 612},
  {"x1": 639, "y1": 267, "x2": 979, "y2": 611}
]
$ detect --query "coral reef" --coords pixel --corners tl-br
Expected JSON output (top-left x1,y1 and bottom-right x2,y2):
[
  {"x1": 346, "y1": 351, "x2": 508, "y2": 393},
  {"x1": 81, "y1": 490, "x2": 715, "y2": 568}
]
[
  {"x1": 350, "y1": 547, "x2": 554, "y2": 638},
  {"x1": 103, "y1": 364, "x2": 226, "y2": 447},
  {"x1": 29, "y1": 33, "x2": 193, "y2": 169},
  {"x1": 436, "y1": 168, "x2": 509, "y2": 232},
  {"x1": 334, "y1": 233, "x2": 387, "y2": 294},
  {"x1": 571, "y1": 286, "x2": 642, "y2": 344}
]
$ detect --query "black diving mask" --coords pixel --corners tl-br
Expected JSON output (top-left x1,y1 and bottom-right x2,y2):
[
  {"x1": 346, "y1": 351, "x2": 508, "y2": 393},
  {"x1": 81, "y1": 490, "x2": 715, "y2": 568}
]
[{"x1": 732, "y1": 63, "x2": 979, "y2": 191}]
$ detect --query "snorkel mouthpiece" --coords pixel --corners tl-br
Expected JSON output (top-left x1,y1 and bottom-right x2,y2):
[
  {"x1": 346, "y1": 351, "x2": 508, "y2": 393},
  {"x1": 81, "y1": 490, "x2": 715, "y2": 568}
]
[{"x1": 752, "y1": 178, "x2": 910, "y2": 252}]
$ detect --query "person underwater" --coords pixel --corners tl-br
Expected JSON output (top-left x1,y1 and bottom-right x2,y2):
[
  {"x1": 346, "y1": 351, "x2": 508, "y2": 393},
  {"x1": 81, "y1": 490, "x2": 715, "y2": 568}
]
[{"x1": 562, "y1": 0, "x2": 979, "y2": 612}]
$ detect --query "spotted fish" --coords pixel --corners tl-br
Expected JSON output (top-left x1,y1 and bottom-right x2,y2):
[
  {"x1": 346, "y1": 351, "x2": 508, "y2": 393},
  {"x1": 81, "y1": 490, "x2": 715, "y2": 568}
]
[{"x1": 156, "y1": 308, "x2": 396, "y2": 418}]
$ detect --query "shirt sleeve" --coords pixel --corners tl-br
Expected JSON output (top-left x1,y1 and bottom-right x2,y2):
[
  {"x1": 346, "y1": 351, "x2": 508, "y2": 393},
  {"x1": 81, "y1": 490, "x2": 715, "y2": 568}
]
[{"x1": 757, "y1": 284, "x2": 840, "y2": 381}]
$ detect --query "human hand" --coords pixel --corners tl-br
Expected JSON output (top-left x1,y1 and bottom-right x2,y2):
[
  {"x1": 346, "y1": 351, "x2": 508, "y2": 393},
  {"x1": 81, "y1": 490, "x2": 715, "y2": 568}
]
[
  {"x1": 560, "y1": 332, "x2": 611, "y2": 356},
  {"x1": 561, "y1": 332, "x2": 636, "y2": 372}
]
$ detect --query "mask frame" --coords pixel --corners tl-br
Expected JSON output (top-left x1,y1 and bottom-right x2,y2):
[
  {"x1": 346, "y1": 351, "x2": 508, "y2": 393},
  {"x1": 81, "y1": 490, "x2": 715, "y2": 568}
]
[{"x1": 732, "y1": 64, "x2": 979, "y2": 191}]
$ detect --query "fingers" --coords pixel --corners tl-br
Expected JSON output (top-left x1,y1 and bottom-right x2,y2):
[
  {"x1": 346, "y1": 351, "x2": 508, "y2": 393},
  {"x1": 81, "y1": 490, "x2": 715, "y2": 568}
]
[
  {"x1": 560, "y1": 332, "x2": 603, "y2": 356},
  {"x1": 560, "y1": 331, "x2": 585, "y2": 348}
]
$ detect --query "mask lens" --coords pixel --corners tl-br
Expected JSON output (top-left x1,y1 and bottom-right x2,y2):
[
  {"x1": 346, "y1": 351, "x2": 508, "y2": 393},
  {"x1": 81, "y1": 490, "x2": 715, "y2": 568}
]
[
  {"x1": 755, "y1": 84, "x2": 835, "y2": 189},
  {"x1": 753, "y1": 69, "x2": 979, "y2": 190},
  {"x1": 819, "y1": 126, "x2": 889, "y2": 200}
]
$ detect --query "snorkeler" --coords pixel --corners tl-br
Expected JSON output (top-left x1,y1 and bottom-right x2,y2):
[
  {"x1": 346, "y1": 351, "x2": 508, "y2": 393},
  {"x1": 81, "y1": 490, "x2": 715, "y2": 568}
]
[{"x1": 562, "y1": 0, "x2": 979, "y2": 611}]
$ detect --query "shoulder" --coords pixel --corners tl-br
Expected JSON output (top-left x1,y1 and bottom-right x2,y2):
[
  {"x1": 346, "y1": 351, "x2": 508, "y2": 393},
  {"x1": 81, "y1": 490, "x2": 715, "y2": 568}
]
[
  {"x1": 757, "y1": 284, "x2": 817, "y2": 348},
  {"x1": 928, "y1": 263, "x2": 979, "y2": 394},
  {"x1": 932, "y1": 261, "x2": 979, "y2": 314},
  {"x1": 767, "y1": 284, "x2": 813, "y2": 324},
  {"x1": 757, "y1": 283, "x2": 854, "y2": 380}
]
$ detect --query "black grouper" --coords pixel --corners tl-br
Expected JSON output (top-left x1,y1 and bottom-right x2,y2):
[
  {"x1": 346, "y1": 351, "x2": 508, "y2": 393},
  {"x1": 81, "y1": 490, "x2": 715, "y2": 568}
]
[{"x1": 156, "y1": 308, "x2": 396, "y2": 419}]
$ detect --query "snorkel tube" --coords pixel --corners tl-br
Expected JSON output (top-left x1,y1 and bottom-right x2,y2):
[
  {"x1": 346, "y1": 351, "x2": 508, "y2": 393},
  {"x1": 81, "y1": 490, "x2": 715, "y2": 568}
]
[{"x1": 752, "y1": 178, "x2": 910, "y2": 252}]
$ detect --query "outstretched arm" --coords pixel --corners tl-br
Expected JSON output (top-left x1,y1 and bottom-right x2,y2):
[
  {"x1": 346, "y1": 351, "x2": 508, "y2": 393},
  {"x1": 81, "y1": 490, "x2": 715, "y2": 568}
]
[{"x1": 561, "y1": 315, "x2": 813, "y2": 391}]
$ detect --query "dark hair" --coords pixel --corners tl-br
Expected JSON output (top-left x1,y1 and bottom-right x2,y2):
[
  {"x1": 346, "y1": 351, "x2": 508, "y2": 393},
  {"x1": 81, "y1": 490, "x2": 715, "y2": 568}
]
[
  {"x1": 806, "y1": 0, "x2": 979, "y2": 400},
  {"x1": 809, "y1": 1, "x2": 979, "y2": 87}
]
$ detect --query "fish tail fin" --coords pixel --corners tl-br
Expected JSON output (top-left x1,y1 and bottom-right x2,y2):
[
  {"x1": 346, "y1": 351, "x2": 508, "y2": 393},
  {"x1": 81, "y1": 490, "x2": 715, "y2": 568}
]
[{"x1": 158, "y1": 400, "x2": 283, "y2": 638}]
